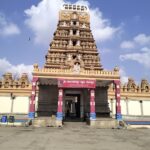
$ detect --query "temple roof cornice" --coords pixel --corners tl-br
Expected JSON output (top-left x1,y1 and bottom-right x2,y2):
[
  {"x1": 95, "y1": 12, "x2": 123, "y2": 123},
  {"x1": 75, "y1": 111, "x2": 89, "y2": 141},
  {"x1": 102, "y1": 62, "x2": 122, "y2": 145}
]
[{"x1": 32, "y1": 65, "x2": 120, "y2": 81}]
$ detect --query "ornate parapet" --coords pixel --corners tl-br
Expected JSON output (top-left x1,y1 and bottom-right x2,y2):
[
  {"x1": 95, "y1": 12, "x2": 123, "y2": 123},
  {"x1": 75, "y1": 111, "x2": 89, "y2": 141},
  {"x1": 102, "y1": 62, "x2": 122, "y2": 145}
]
[
  {"x1": 108, "y1": 78, "x2": 150, "y2": 100},
  {"x1": 60, "y1": 4, "x2": 89, "y2": 23},
  {"x1": 141, "y1": 79, "x2": 150, "y2": 92},
  {"x1": 0, "y1": 73, "x2": 32, "y2": 96},
  {"x1": 33, "y1": 64, "x2": 120, "y2": 80},
  {"x1": 0, "y1": 73, "x2": 30, "y2": 89},
  {"x1": 0, "y1": 71, "x2": 150, "y2": 100}
]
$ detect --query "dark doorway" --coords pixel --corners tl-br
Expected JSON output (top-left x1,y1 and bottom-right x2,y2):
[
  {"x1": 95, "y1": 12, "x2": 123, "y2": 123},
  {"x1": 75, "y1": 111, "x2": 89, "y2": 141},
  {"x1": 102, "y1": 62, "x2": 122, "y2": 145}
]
[
  {"x1": 73, "y1": 30, "x2": 77, "y2": 35},
  {"x1": 64, "y1": 94, "x2": 81, "y2": 121},
  {"x1": 37, "y1": 85, "x2": 58, "y2": 117},
  {"x1": 75, "y1": 95, "x2": 80, "y2": 118},
  {"x1": 73, "y1": 40, "x2": 77, "y2": 46}
]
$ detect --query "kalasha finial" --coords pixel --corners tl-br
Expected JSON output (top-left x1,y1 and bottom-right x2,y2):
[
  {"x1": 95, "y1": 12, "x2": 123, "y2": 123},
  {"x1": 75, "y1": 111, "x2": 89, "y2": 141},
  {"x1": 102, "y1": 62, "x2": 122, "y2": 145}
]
[
  {"x1": 33, "y1": 64, "x2": 39, "y2": 70},
  {"x1": 3, "y1": 72, "x2": 13, "y2": 79},
  {"x1": 21, "y1": 73, "x2": 28, "y2": 79},
  {"x1": 114, "y1": 66, "x2": 119, "y2": 72}
]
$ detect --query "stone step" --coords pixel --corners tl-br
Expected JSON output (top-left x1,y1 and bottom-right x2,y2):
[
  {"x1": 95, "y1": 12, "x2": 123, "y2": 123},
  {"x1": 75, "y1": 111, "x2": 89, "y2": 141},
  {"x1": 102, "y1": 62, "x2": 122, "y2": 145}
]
[
  {"x1": 32, "y1": 117, "x2": 125, "y2": 129},
  {"x1": 32, "y1": 116, "x2": 57, "y2": 127},
  {"x1": 90, "y1": 118, "x2": 121, "y2": 129},
  {"x1": 63, "y1": 121, "x2": 88, "y2": 129}
]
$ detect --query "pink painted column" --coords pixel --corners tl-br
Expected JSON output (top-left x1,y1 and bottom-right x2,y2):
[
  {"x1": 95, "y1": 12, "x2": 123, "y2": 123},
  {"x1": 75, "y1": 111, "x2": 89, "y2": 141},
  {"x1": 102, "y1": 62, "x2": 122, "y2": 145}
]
[
  {"x1": 90, "y1": 89, "x2": 96, "y2": 120},
  {"x1": 114, "y1": 80, "x2": 122, "y2": 120},
  {"x1": 28, "y1": 77, "x2": 38, "y2": 119},
  {"x1": 56, "y1": 88, "x2": 63, "y2": 120}
]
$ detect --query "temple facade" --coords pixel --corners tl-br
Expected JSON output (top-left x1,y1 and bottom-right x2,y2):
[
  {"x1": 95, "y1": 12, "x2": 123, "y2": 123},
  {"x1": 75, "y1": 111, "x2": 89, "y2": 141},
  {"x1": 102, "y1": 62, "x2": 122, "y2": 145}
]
[{"x1": 0, "y1": 4, "x2": 150, "y2": 126}]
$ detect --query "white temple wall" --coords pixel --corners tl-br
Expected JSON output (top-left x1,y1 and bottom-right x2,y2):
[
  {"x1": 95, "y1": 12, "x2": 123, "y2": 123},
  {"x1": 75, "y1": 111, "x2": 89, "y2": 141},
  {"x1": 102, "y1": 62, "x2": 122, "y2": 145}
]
[
  {"x1": 120, "y1": 100, "x2": 127, "y2": 115},
  {"x1": 0, "y1": 96, "x2": 11, "y2": 113},
  {"x1": 128, "y1": 100, "x2": 141, "y2": 115},
  {"x1": 108, "y1": 99, "x2": 150, "y2": 117},
  {"x1": 1, "y1": 95, "x2": 150, "y2": 117},
  {"x1": 13, "y1": 97, "x2": 30, "y2": 113},
  {"x1": 0, "y1": 96, "x2": 30, "y2": 115},
  {"x1": 143, "y1": 101, "x2": 150, "y2": 115}
]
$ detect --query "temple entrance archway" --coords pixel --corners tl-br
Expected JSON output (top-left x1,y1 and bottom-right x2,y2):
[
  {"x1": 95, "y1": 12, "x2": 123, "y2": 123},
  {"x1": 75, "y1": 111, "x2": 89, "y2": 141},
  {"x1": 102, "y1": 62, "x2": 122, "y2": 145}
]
[
  {"x1": 64, "y1": 89, "x2": 88, "y2": 122},
  {"x1": 64, "y1": 92, "x2": 81, "y2": 121}
]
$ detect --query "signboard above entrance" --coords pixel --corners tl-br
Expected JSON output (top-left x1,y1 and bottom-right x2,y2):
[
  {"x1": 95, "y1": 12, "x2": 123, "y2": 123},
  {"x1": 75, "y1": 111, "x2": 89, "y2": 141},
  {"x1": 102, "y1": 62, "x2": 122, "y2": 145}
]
[{"x1": 58, "y1": 79, "x2": 96, "y2": 88}]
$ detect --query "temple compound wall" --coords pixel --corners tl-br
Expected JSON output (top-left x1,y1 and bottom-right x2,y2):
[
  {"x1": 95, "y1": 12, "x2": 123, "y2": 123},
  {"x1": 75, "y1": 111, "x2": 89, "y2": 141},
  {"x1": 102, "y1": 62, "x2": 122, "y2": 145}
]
[
  {"x1": 0, "y1": 4, "x2": 150, "y2": 126},
  {"x1": 108, "y1": 78, "x2": 150, "y2": 120},
  {"x1": 0, "y1": 73, "x2": 32, "y2": 119},
  {"x1": 0, "y1": 96, "x2": 30, "y2": 114},
  {"x1": 0, "y1": 73, "x2": 150, "y2": 121}
]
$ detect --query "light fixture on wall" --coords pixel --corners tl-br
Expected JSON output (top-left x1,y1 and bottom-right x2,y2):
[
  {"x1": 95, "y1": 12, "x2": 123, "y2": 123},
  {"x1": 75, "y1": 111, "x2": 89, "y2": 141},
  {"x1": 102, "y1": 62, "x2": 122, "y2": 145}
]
[{"x1": 10, "y1": 93, "x2": 15, "y2": 99}]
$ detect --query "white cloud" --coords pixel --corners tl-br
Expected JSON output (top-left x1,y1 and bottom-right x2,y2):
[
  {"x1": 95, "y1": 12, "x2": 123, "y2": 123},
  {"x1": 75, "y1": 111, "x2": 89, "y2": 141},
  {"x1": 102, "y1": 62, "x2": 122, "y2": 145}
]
[
  {"x1": 120, "y1": 33, "x2": 150, "y2": 51},
  {"x1": 0, "y1": 13, "x2": 20, "y2": 36},
  {"x1": 141, "y1": 47, "x2": 150, "y2": 52},
  {"x1": 120, "y1": 33, "x2": 150, "y2": 70},
  {"x1": 134, "y1": 34, "x2": 150, "y2": 45},
  {"x1": 25, "y1": 0, "x2": 64, "y2": 45},
  {"x1": 0, "y1": 58, "x2": 33, "y2": 79},
  {"x1": 24, "y1": 0, "x2": 121, "y2": 45},
  {"x1": 120, "y1": 41, "x2": 135, "y2": 49},
  {"x1": 89, "y1": 8, "x2": 120, "y2": 42},
  {"x1": 100, "y1": 48, "x2": 111, "y2": 54},
  {"x1": 120, "y1": 47, "x2": 150, "y2": 68},
  {"x1": 119, "y1": 67, "x2": 128, "y2": 84}
]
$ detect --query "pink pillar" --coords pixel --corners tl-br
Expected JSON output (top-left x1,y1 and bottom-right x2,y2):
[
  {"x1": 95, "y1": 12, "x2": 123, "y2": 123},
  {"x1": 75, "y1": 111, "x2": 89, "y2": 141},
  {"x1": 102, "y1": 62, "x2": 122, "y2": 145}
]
[
  {"x1": 90, "y1": 89, "x2": 96, "y2": 120},
  {"x1": 114, "y1": 80, "x2": 122, "y2": 120},
  {"x1": 28, "y1": 77, "x2": 38, "y2": 119},
  {"x1": 56, "y1": 88, "x2": 63, "y2": 120}
]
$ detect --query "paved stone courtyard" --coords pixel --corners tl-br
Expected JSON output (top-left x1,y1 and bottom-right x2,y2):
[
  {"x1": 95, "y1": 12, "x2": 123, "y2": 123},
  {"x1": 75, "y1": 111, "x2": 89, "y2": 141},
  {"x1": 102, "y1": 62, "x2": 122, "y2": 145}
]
[{"x1": 0, "y1": 122, "x2": 150, "y2": 150}]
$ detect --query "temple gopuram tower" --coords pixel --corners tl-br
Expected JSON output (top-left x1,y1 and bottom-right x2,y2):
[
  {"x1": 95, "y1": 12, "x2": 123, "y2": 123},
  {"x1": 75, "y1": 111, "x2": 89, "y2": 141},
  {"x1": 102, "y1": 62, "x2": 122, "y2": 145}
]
[
  {"x1": 30, "y1": 4, "x2": 121, "y2": 126},
  {"x1": 45, "y1": 4, "x2": 102, "y2": 71}
]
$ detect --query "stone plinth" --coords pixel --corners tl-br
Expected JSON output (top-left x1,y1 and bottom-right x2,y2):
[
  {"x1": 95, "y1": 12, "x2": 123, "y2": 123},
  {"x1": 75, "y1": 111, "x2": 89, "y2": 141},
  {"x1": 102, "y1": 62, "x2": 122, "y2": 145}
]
[
  {"x1": 90, "y1": 118, "x2": 119, "y2": 129},
  {"x1": 32, "y1": 116, "x2": 57, "y2": 127}
]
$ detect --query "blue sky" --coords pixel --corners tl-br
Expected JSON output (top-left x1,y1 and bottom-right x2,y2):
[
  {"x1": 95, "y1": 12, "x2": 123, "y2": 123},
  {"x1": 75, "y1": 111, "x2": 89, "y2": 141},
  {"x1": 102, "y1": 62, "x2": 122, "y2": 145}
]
[{"x1": 0, "y1": 0, "x2": 150, "y2": 84}]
